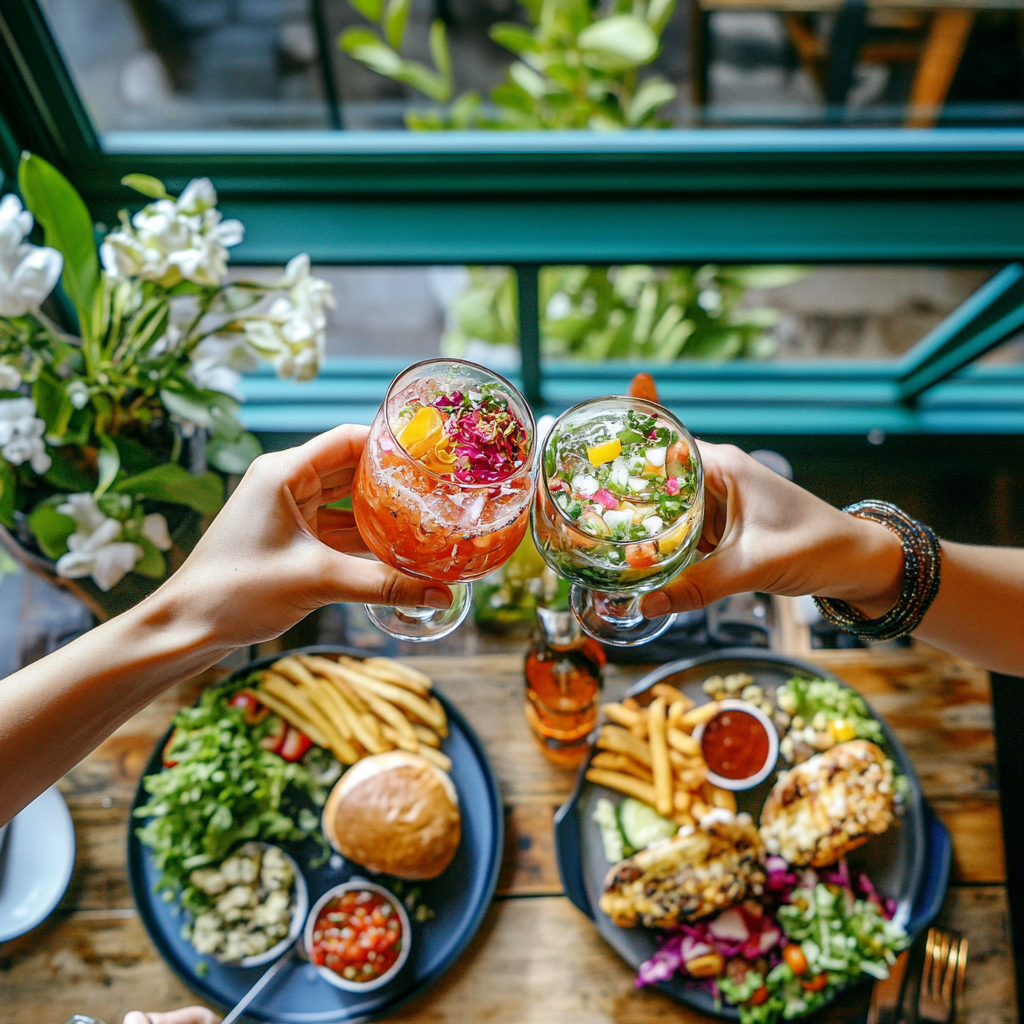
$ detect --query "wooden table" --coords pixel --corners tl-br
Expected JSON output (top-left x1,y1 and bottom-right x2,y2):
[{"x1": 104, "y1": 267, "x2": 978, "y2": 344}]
[{"x1": 0, "y1": 642, "x2": 1015, "y2": 1023}]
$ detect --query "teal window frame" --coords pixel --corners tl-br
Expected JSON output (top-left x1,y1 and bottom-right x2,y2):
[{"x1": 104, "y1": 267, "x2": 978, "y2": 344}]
[{"x1": 1, "y1": 0, "x2": 1023, "y2": 439}]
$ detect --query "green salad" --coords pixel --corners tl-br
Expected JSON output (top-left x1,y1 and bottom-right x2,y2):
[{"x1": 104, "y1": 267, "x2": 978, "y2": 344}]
[
  {"x1": 134, "y1": 679, "x2": 327, "y2": 914},
  {"x1": 720, "y1": 881, "x2": 909, "y2": 1023}
]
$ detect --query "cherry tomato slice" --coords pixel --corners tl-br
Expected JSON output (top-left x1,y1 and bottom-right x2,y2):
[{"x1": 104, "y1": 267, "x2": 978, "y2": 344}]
[
  {"x1": 279, "y1": 726, "x2": 312, "y2": 762},
  {"x1": 747, "y1": 984, "x2": 770, "y2": 1006},
  {"x1": 259, "y1": 715, "x2": 287, "y2": 754},
  {"x1": 162, "y1": 727, "x2": 180, "y2": 768},
  {"x1": 783, "y1": 944, "x2": 809, "y2": 975},
  {"x1": 802, "y1": 973, "x2": 828, "y2": 992},
  {"x1": 625, "y1": 542, "x2": 660, "y2": 569}
]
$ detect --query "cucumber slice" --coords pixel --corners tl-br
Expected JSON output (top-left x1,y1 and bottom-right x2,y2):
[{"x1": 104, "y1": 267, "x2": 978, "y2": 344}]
[{"x1": 617, "y1": 797, "x2": 677, "y2": 851}]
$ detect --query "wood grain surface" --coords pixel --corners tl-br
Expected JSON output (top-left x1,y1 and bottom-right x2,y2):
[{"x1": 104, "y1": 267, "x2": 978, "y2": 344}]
[{"x1": 0, "y1": 643, "x2": 1014, "y2": 1023}]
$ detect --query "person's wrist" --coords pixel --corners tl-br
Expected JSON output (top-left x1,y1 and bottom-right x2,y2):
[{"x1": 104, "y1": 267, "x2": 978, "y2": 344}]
[{"x1": 816, "y1": 514, "x2": 904, "y2": 618}]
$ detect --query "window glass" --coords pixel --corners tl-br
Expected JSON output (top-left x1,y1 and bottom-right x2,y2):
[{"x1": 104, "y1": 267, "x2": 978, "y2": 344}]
[
  {"x1": 432, "y1": 264, "x2": 1001, "y2": 370},
  {"x1": 38, "y1": 0, "x2": 1023, "y2": 134}
]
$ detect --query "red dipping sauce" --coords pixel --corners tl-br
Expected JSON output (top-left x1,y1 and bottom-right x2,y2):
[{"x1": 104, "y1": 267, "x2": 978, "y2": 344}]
[
  {"x1": 310, "y1": 889, "x2": 403, "y2": 983},
  {"x1": 700, "y1": 709, "x2": 770, "y2": 780}
]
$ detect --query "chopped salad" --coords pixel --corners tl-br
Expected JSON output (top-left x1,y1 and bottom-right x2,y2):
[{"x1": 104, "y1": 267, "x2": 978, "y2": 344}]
[
  {"x1": 636, "y1": 857, "x2": 908, "y2": 1024},
  {"x1": 537, "y1": 406, "x2": 701, "y2": 588}
]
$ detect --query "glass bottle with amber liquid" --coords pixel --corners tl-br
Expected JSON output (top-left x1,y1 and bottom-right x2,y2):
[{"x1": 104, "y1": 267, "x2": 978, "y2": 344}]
[{"x1": 524, "y1": 605, "x2": 605, "y2": 767}]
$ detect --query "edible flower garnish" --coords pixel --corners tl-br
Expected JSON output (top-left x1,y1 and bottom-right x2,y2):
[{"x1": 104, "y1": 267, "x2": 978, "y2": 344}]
[{"x1": 395, "y1": 386, "x2": 529, "y2": 484}]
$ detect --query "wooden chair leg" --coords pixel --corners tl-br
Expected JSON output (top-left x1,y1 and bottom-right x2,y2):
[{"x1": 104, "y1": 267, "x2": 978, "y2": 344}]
[{"x1": 906, "y1": 9, "x2": 975, "y2": 128}]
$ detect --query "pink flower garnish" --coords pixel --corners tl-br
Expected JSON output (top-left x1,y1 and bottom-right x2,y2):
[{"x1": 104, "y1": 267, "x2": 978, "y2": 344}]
[
  {"x1": 665, "y1": 477, "x2": 680, "y2": 495},
  {"x1": 426, "y1": 390, "x2": 528, "y2": 484},
  {"x1": 593, "y1": 489, "x2": 619, "y2": 510}
]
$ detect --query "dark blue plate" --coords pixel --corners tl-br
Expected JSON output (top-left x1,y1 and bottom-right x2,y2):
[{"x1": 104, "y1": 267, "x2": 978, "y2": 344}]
[
  {"x1": 128, "y1": 645, "x2": 503, "y2": 1022},
  {"x1": 554, "y1": 649, "x2": 950, "y2": 1020}
]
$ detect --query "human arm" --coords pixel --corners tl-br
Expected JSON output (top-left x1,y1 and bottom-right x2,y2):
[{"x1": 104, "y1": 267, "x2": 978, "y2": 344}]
[
  {"x1": 640, "y1": 442, "x2": 1024, "y2": 675},
  {"x1": 122, "y1": 1008, "x2": 220, "y2": 1024},
  {"x1": 0, "y1": 425, "x2": 452, "y2": 827}
]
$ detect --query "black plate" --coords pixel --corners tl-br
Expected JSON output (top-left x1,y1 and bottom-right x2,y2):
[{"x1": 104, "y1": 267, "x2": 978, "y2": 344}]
[
  {"x1": 128, "y1": 645, "x2": 503, "y2": 1022},
  {"x1": 554, "y1": 649, "x2": 949, "y2": 1020}
]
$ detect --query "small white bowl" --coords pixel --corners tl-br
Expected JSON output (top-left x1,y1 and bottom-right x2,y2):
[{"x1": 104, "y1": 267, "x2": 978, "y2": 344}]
[
  {"x1": 691, "y1": 698, "x2": 779, "y2": 791},
  {"x1": 218, "y1": 845, "x2": 309, "y2": 969},
  {"x1": 304, "y1": 880, "x2": 411, "y2": 992}
]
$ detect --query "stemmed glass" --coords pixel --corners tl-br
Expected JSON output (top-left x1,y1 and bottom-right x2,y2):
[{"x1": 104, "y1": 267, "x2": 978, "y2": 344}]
[
  {"x1": 352, "y1": 359, "x2": 537, "y2": 642},
  {"x1": 531, "y1": 396, "x2": 704, "y2": 646}
]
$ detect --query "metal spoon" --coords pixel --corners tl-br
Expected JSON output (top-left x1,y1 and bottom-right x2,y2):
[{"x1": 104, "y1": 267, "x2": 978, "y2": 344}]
[{"x1": 220, "y1": 938, "x2": 303, "y2": 1024}]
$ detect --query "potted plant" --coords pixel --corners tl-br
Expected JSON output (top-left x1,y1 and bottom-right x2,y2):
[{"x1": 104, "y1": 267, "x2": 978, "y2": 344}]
[{"x1": 0, "y1": 154, "x2": 333, "y2": 619}]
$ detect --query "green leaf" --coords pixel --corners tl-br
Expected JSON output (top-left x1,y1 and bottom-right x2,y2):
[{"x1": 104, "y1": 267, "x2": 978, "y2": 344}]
[
  {"x1": 95, "y1": 434, "x2": 121, "y2": 498},
  {"x1": 339, "y1": 29, "x2": 403, "y2": 76},
  {"x1": 132, "y1": 536, "x2": 167, "y2": 579},
  {"x1": 44, "y1": 446, "x2": 95, "y2": 492},
  {"x1": 0, "y1": 461, "x2": 15, "y2": 528},
  {"x1": 121, "y1": 174, "x2": 169, "y2": 200},
  {"x1": 489, "y1": 23, "x2": 541, "y2": 55},
  {"x1": 32, "y1": 374, "x2": 73, "y2": 439},
  {"x1": 160, "y1": 383, "x2": 240, "y2": 431},
  {"x1": 509, "y1": 62, "x2": 548, "y2": 98},
  {"x1": 348, "y1": 0, "x2": 384, "y2": 21},
  {"x1": 626, "y1": 77, "x2": 677, "y2": 126},
  {"x1": 394, "y1": 60, "x2": 449, "y2": 102},
  {"x1": 577, "y1": 16, "x2": 658, "y2": 70},
  {"x1": 112, "y1": 434, "x2": 157, "y2": 475},
  {"x1": 645, "y1": 0, "x2": 676, "y2": 33},
  {"x1": 207, "y1": 431, "x2": 262, "y2": 475},
  {"x1": 429, "y1": 19, "x2": 452, "y2": 88},
  {"x1": 18, "y1": 153, "x2": 99, "y2": 327},
  {"x1": 384, "y1": 0, "x2": 411, "y2": 50},
  {"x1": 27, "y1": 502, "x2": 77, "y2": 560},
  {"x1": 114, "y1": 464, "x2": 223, "y2": 515}
]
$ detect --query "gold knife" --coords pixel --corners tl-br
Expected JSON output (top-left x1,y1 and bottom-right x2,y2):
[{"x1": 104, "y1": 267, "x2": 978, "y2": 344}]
[{"x1": 867, "y1": 949, "x2": 911, "y2": 1024}]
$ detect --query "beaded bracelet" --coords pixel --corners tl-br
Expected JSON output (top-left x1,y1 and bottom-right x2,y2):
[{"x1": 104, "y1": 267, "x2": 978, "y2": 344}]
[{"x1": 813, "y1": 500, "x2": 942, "y2": 642}]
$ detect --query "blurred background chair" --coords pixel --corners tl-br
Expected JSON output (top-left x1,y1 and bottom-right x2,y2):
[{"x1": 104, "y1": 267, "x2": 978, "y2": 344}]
[{"x1": 690, "y1": 0, "x2": 1024, "y2": 125}]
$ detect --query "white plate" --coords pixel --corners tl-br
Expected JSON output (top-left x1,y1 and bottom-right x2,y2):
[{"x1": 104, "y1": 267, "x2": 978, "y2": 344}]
[{"x1": 0, "y1": 786, "x2": 76, "y2": 942}]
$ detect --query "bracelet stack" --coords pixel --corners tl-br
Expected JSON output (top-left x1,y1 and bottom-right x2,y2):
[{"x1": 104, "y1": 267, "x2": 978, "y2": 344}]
[{"x1": 813, "y1": 500, "x2": 942, "y2": 642}]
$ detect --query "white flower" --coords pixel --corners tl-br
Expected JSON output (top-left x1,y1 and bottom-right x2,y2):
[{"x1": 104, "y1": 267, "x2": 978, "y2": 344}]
[
  {"x1": 141, "y1": 513, "x2": 172, "y2": 551},
  {"x1": 55, "y1": 493, "x2": 143, "y2": 591},
  {"x1": 242, "y1": 254, "x2": 333, "y2": 382},
  {"x1": 100, "y1": 177, "x2": 243, "y2": 289},
  {"x1": 189, "y1": 331, "x2": 259, "y2": 399},
  {"x1": 0, "y1": 194, "x2": 63, "y2": 317},
  {"x1": 0, "y1": 396, "x2": 51, "y2": 473},
  {"x1": 66, "y1": 380, "x2": 90, "y2": 409},
  {"x1": 0, "y1": 362, "x2": 21, "y2": 390}
]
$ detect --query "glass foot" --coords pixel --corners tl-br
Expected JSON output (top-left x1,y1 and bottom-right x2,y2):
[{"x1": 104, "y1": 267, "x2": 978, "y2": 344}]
[
  {"x1": 364, "y1": 583, "x2": 472, "y2": 642},
  {"x1": 570, "y1": 586, "x2": 676, "y2": 647}
]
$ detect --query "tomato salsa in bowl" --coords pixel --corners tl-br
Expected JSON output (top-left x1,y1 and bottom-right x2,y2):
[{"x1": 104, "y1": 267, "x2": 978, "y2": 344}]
[
  {"x1": 692, "y1": 699, "x2": 779, "y2": 791},
  {"x1": 304, "y1": 881, "x2": 411, "y2": 992}
]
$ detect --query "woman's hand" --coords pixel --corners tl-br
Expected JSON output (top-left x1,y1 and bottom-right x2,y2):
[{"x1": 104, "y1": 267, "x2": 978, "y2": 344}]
[
  {"x1": 162, "y1": 424, "x2": 452, "y2": 649},
  {"x1": 639, "y1": 442, "x2": 905, "y2": 620},
  {"x1": 122, "y1": 1007, "x2": 220, "y2": 1024}
]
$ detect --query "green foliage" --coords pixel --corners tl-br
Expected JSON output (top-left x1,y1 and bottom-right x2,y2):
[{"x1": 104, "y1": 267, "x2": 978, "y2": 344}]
[
  {"x1": 18, "y1": 153, "x2": 99, "y2": 330},
  {"x1": 27, "y1": 502, "x2": 77, "y2": 560},
  {"x1": 121, "y1": 173, "x2": 170, "y2": 200},
  {"x1": 113, "y1": 464, "x2": 224, "y2": 516},
  {"x1": 341, "y1": 0, "x2": 678, "y2": 129},
  {"x1": 442, "y1": 264, "x2": 807, "y2": 362}
]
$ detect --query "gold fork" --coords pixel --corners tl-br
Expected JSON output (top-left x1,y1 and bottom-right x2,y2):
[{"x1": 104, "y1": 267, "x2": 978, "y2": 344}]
[{"x1": 918, "y1": 927, "x2": 969, "y2": 1022}]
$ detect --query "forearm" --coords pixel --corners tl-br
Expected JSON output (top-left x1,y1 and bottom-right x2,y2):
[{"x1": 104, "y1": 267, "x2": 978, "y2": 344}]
[
  {"x1": 0, "y1": 587, "x2": 230, "y2": 826},
  {"x1": 817, "y1": 524, "x2": 1024, "y2": 675},
  {"x1": 912, "y1": 541, "x2": 1024, "y2": 676}
]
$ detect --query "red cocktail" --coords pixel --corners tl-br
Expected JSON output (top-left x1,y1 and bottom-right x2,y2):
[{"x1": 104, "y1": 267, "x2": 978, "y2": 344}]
[{"x1": 353, "y1": 359, "x2": 536, "y2": 641}]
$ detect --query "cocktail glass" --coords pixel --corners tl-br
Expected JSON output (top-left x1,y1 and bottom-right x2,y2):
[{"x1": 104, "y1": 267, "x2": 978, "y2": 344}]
[
  {"x1": 531, "y1": 397, "x2": 704, "y2": 646},
  {"x1": 352, "y1": 359, "x2": 537, "y2": 642}
]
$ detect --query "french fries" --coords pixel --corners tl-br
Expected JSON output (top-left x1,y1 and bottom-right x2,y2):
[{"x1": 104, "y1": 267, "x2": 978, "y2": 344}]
[
  {"x1": 597, "y1": 725, "x2": 652, "y2": 766},
  {"x1": 647, "y1": 696, "x2": 672, "y2": 817},
  {"x1": 252, "y1": 655, "x2": 453, "y2": 775},
  {"x1": 593, "y1": 689, "x2": 728, "y2": 832},
  {"x1": 585, "y1": 768, "x2": 658, "y2": 807}
]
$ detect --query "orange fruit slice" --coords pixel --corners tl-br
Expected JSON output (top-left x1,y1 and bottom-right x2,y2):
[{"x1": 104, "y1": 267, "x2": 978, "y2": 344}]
[{"x1": 397, "y1": 406, "x2": 444, "y2": 460}]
